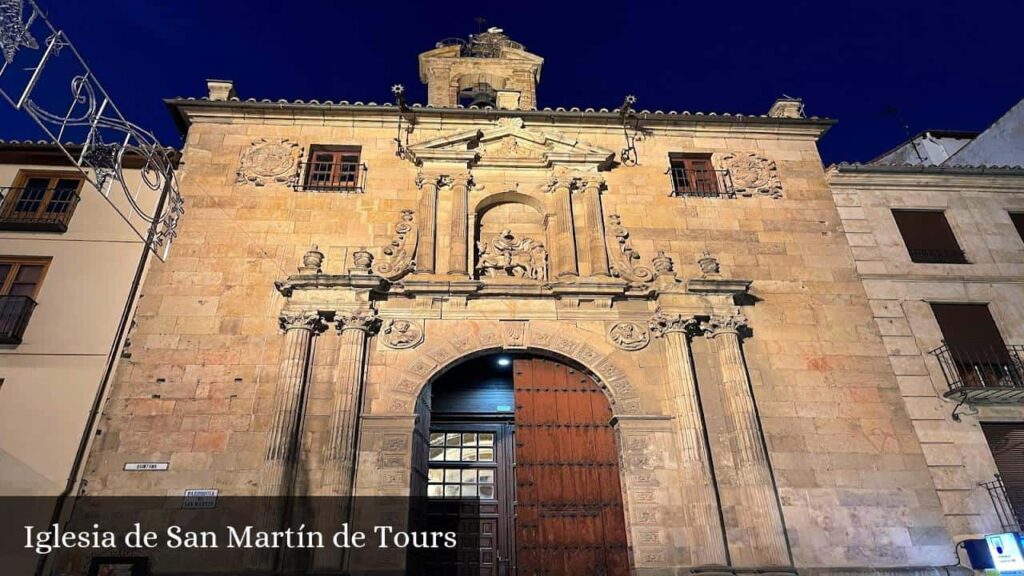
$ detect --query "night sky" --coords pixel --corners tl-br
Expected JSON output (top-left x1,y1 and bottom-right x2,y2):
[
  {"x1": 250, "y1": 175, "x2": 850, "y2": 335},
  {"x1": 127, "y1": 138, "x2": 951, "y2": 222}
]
[{"x1": 2, "y1": 0, "x2": 1022, "y2": 164}]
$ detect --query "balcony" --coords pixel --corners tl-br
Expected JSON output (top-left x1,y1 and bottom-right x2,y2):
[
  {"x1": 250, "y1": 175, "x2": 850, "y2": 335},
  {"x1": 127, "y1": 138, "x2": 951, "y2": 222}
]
[
  {"x1": 908, "y1": 248, "x2": 968, "y2": 264},
  {"x1": 931, "y1": 343, "x2": 1024, "y2": 404},
  {"x1": 669, "y1": 168, "x2": 735, "y2": 198},
  {"x1": 0, "y1": 186, "x2": 80, "y2": 232},
  {"x1": 0, "y1": 295, "x2": 37, "y2": 345},
  {"x1": 293, "y1": 158, "x2": 366, "y2": 193},
  {"x1": 982, "y1": 475, "x2": 1023, "y2": 533}
]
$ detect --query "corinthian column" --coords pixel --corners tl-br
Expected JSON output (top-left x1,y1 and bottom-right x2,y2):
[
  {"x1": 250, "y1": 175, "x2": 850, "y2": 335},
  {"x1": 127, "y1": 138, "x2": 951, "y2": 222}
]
[
  {"x1": 414, "y1": 171, "x2": 440, "y2": 274},
  {"x1": 702, "y1": 313, "x2": 789, "y2": 567},
  {"x1": 259, "y1": 311, "x2": 324, "y2": 497},
  {"x1": 314, "y1": 308, "x2": 380, "y2": 572},
  {"x1": 649, "y1": 310, "x2": 727, "y2": 565},
  {"x1": 573, "y1": 177, "x2": 610, "y2": 277},
  {"x1": 446, "y1": 173, "x2": 472, "y2": 276},
  {"x1": 544, "y1": 177, "x2": 578, "y2": 278}
]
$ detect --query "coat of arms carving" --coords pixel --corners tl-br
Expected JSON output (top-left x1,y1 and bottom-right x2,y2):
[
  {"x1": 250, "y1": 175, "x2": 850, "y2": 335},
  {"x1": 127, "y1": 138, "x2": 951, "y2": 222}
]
[
  {"x1": 476, "y1": 230, "x2": 548, "y2": 281},
  {"x1": 236, "y1": 138, "x2": 300, "y2": 186},
  {"x1": 719, "y1": 152, "x2": 782, "y2": 198}
]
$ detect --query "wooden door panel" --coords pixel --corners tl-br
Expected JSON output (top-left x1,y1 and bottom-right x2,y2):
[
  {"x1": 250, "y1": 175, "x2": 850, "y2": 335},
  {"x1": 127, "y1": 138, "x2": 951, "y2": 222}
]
[{"x1": 514, "y1": 358, "x2": 630, "y2": 576}]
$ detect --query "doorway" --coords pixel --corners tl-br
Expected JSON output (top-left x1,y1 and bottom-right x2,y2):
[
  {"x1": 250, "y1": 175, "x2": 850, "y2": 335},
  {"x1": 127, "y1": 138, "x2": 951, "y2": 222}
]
[{"x1": 414, "y1": 353, "x2": 630, "y2": 576}]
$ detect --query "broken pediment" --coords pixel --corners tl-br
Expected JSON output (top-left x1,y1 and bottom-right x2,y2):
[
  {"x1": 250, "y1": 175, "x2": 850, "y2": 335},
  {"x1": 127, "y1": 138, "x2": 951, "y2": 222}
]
[{"x1": 408, "y1": 117, "x2": 615, "y2": 169}]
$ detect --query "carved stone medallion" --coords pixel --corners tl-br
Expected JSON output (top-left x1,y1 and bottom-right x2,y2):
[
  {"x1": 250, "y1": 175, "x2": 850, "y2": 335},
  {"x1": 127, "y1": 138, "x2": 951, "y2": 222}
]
[
  {"x1": 607, "y1": 321, "x2": 650, "y2": 351},
  {"x1": 236, "y1": 138, "x2": 300, "y2": 186},
  {"x1": 719, "y1": 152, "x2": 782, "y2": 198},
  {"x1": 381, "y1": 319, "x2": 424, "y2": 350}
]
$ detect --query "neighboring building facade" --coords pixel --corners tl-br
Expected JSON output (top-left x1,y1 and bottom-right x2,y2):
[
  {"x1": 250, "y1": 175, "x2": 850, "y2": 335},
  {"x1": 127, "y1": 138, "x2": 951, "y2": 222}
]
[
  {"x1": 0, "y1": 142, "x2": 164, "y2": 495},
  {"x1": 828, "y1": 104, "x2": 1024, "y2": 554},
  {"x1": 78, "y1": 30, "x2": 965, "y2": 575}
]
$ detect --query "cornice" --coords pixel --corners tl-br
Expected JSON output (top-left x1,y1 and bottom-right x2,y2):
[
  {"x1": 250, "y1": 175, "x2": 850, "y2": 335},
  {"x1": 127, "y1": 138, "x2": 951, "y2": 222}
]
[{"x1": 827, "y1": 163, "x2": 1024, "y2": 193}]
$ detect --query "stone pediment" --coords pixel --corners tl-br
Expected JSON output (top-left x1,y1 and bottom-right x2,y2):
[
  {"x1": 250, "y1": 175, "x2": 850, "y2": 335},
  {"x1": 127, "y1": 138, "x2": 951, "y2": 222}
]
[{"x1": 408, "y1": 118, "x2": 615, "y2": 169}]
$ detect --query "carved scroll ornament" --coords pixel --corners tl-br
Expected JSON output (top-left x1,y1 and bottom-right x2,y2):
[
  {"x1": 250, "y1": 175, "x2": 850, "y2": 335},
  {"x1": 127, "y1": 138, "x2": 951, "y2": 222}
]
[
  {"x1": 606, "y1": 214, "x2": 655, "y2": 284},
  {"x1": 476, "y1": 229, "x2": 548, "y2": 281},
  {"x1": 372, "y1": 209, "x2": 418, "y2": 281}
]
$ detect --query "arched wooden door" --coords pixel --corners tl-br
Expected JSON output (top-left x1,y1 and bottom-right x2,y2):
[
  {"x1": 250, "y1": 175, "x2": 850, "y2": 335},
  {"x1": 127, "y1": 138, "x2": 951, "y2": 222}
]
[{"x1": 513, "y1": 358, "x2": 630, "y2": 576}]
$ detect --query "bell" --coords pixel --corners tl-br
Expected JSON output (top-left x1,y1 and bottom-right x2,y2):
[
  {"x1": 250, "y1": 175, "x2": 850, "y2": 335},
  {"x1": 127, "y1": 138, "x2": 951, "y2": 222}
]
[{"x1": 463, "y1": 85, "x2": 496, "y2": 108}]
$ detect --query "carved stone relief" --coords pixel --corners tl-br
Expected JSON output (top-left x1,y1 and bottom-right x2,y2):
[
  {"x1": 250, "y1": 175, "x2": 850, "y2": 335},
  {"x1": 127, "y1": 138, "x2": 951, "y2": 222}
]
[
  {"x1": 720, "y1": 152, "x2": 782, "y2": 198},
  {"x1": 373, "y1": 209, "x2": 418, "y2": 281},
  {"x1": 381, "y1": 319, "x2": 424, "y2": 350},
  {"x1": 607, "y1": 321, "x2": 650, "y2": 351},
  {"x1": 236, "y1": 138, "x2": 300, "y2": 186},
  {"x1": 475, "y1": 229, "x2": 548, "y2": 281},
  {"x1": 606, "y1": 215, "x2": 655, "y2": 284},
  {"x1": 500, "y1": 320, "x2": 528, "y2": 349}
]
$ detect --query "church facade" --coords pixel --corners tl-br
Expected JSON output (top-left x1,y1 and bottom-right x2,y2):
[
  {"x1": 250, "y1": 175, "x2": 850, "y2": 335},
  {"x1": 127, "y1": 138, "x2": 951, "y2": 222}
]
[{"x1": 79, "y1": 30, "x2": 964, "y2": 575}]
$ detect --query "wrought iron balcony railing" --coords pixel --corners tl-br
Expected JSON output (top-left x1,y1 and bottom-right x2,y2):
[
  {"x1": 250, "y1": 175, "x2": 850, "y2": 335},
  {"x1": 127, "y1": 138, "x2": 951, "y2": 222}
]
[
  {"x1": 931, "y1": 343, "x2": 1024, "y2": 404},
  {"x1": 0, "y1": 295, "x2": 37, "y2": 345},
  {"x1": 294, "y1": 158, "x2": 367, "y2": 193},
  {"x1": 982, "y1": 475, "x2": 1023, "y2": 533},
  {"x1": 669, "y1": 168, "x2": 735, "y2": 198},
  {"x1": 907, "y1": 248, "x2": 968, "y2": 264},
  {"x1": 0, "y1": 186, "x2": 80, "y2": 232}
]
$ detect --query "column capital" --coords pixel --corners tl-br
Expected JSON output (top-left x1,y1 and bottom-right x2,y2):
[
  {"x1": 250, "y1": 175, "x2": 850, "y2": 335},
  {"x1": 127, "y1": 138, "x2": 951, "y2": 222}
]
[
  {"x1": 278, "y1": 310, "x2": 326, "y2": 333},
  {"x1": 700, "y1": 312, "x2": 749, "y2": 338},
  {"x1": 335, "y1": 308, "x2": 381, "y2": 335},
  {"x1": 649, "y1": 309, "x2": 699, "y2": 338}
]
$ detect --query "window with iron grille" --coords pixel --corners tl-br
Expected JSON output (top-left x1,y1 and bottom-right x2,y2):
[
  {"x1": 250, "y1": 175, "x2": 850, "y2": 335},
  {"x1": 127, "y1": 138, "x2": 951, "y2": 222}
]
[
  {"x1": 0, "y1": 257, "x2": 49, "y2": 345},
  {"x1": 668, "y1": 153, "x2": 723, "y2": 197},
  {"x1": 892, "y1": 209, "x2": 967, "y2": 264},
  {"x1": 299, "y1": 146, "x2": 364, "y2": 192},
  {"x1": 0, "y1": 172, "x2": 82, "y2": 232}
]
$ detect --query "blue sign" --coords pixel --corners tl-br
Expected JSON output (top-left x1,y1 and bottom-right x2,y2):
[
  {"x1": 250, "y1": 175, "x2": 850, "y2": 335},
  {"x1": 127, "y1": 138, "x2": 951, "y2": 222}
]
[{"x1": 986, "y1": 532, "x2": 1024, "y2": 573}]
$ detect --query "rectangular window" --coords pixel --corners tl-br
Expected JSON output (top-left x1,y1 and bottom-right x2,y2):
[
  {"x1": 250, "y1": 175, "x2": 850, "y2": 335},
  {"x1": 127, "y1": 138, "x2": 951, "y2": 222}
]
[
  {"x1": 1011, "y1": 212, "x2": 1024, "y2": 244},
  {"x1": 981, "y1": 423, "x2": 1024, "y2": 530},
  {"x1": 892, "y1": 209, "x2": 967, "y2": 264},
  {"x1": 931, "y1": 303, "x2": 1022, "y2": 390},
  {"x1": 427, "y1": 431, "x2": 497, "y2": 499},
  {"x1": 669, "y1": 153, "x2": 720, "y2": 197},
  {"x1": 300, "y1": 146, "x2": 363, "y2": 192},
  {"x1": 0, "y1": 172, "x2": 82, "y2": 232},
  {"x1": 0, "y1": 257, "x2": 49, "y2": 345}
]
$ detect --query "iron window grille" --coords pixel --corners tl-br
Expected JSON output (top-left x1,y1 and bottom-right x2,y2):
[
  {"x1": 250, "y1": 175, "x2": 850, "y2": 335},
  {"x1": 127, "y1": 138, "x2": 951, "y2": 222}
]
[
  {"x1": 0, "y1": 295, "x2": 37, "y2": 345},
  {"x1": 982, "y1": 475, "x2": 1023, "y2": 533},
  {"x1": 667, "y1": 154, "x2": 734, "y2": 198},
  {"x1": 906, "y1": 248, "x2": 969, "y2": 264},
  {"x1": 0, "y1": 182, "x2": 81, "y2": 232},
  {"x1": 295, "y1": 148, "x2": 366, "y2": 193},
  {"x1": 930, "y1": 342, "x2": 1024, "y2": 404}
]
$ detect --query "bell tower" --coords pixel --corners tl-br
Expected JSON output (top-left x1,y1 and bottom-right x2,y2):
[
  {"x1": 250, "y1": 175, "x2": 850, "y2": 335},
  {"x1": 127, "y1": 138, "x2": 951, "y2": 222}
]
[{"x1": 418, "y1": 28, "x2": 544, "y2": 110}]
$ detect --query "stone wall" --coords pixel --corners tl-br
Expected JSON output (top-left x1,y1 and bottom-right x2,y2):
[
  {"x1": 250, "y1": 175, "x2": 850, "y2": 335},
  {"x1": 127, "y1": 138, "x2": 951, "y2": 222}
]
[{"x1": 79, "y1": 105, "x2": 956, "y2": 571}]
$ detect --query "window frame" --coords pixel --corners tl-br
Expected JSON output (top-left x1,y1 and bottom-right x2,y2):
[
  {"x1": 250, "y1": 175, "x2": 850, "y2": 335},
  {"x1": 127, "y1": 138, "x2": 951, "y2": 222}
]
[
  {"x1": 0, "y1": 256, "x2": 51, "y2": 300},
  {"x1": 299, "y1": 145, "x2": 364, "y2": 192},
  {"x1": 668, "y1": 152, "x2": 720, "y2": 197},
  {"x1": 891, "y1": 208, "x2": 968, "y2": 264},
  {"x1": 3, "y1": 170, "x2": 84, "y2": 217}
]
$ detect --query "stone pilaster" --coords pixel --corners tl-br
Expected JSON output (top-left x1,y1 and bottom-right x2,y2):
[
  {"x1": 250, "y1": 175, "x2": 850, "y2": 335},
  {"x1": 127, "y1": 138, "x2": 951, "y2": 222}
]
[
  {"x1": 314, "y1": 308, "x2": 380, "y2": 572},
  {"x1": 573, "y1": 177, "x2": 610, "y2": 277},
  {"x1": 649, "y1": 310, "x2": 727, "y2": 566},
  {"x1": 414, "y1": 171, "x2": 440, "y2": 273},
  {"x1": 258, "y1": 310, "x2": 324, "y2": 497},
  {"x1": 545, "y1": 177, "x2": 578, "y2": 278},
  {"x1": 445, "y1": 173, "x2": 472, "y2": 277},
  {"x1": 701, "y1": 313, "x2": 789, "y2": 568}
]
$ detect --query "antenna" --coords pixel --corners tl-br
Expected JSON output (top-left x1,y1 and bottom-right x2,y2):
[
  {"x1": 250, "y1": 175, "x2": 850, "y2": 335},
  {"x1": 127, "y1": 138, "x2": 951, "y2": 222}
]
[{"x1": 475, "y1": 16, "x2": 487, "y2": 33}]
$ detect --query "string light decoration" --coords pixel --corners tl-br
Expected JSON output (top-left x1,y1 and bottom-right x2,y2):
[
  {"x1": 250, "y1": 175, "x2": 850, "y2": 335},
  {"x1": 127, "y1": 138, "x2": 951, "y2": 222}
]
[{"x1": 0, "y1": 0, "x2": 183, "y2": 260}]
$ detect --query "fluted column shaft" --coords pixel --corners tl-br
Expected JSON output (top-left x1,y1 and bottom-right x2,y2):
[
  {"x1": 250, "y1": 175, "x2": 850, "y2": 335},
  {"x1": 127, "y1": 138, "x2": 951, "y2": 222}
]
[
  {"x1": 548, "y1": 181, "x2": 578, "y2": 278},
  {"x1": 578, "y1": 182, "x2": 609, "y2": 276},
  {"x1": 415, "y1": 174, "x2": 439, "y2": 273},
  {"x1": 447, "y1": 175, "x2": 471, "y2": 276},
  {"x1": 314, "y1": 309, "x2": 379, "y2": 572},
  {"x1": 704, "y1": 314, "x2": 789, "y2": 567},
  {"x1": 259, "y1": 311, "x2": 322, "y2": 497},
  {"x1": 650, "y1": 312, "x2": 727, "y2": 565}
]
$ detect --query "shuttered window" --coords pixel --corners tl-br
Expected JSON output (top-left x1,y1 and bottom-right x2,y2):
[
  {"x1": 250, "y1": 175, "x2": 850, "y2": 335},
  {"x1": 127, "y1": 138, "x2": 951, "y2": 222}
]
[
  {"x1": 1011, "y1": 212, "x2": 1024, "y2": 244},
  {"x1": 982, "y1": 423, "x2": 1024, "y2": 518},
  {"x1": 892, "y1": 210, "x2": 967, "y2": 264}
]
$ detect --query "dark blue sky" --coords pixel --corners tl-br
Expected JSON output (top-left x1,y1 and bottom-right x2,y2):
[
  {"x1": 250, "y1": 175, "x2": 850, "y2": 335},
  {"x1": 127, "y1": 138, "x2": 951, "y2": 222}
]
[{"x1": 3, "y1": 0, "x2": 1022, "y2": 164}]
